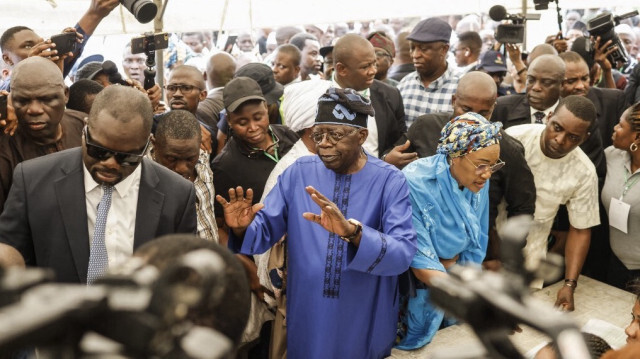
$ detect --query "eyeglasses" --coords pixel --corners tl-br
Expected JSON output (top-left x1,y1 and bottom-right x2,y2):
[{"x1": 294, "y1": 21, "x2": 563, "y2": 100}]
[
  {"x1": 464, "y1": 156, "x2": 506, "y2": 175},
  {"x1": 310, "y1": 129, "x2": 358, "y2": 145},
  {"x1": 84, "y1": 126, "x2": 150, "y2": 166},
  {"x1": 164, "y1": 84, "x2": 201, "y2": 93}
]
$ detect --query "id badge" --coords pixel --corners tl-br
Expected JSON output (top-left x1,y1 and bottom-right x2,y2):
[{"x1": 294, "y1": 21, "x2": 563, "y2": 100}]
[{"x1": 609, "y1": 197, "x2": 631, "y2": 234}]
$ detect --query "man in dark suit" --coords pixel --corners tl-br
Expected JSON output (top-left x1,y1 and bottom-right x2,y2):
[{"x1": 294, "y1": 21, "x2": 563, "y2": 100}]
[
  {"x1": 559, "y1": 51, "x2": 627, "y2": 148},
  {"x1": 0, "y1": 86, "x2": 197, "y2": 283},
  {"x1": 332, "y1": 34, "x2": 417, "y2": 168},
  {"x1": 490, "y1": 54, "x2": 606, "y2": 180}
]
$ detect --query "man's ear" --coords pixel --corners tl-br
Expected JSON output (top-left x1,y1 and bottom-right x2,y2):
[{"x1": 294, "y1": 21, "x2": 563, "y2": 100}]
[
  {"x1": 358, "y1": 128, "x2": 368, "y2": 145},
  {"x1": 199, "y1": 89, "x2": 207, "y2": 102},
  {"x1": 64, "y1": 85, "x2": 69, "y2": 105},
  {"x1": 451, "y1": 94, "x2": 457, "y2": 107},
  {"x1": 2, "y1": 54, "x2": 12, "y2": 67}
]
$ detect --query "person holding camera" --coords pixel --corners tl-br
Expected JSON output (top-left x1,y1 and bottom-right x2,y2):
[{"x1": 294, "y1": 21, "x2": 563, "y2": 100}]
[{"x1": 0, "y1": 0, "x2": 119, "y2": 91}]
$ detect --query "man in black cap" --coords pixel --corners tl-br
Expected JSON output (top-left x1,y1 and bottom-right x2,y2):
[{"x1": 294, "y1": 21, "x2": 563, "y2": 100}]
[
  {"x1": 216, "y1": 87, "x2": 416, "y2": 359},
  {"x1": 476, "y1": 50, "x2": 516, "y2": 97},
  {"x1": 211, "y1": 77, "x2": 298, "y2": 242},
  {"x1": 397, "y1": 17, "x2": 460, "y2": 128}
]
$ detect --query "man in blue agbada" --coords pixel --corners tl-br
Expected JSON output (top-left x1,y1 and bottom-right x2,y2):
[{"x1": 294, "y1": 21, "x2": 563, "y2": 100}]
[
  {"x1": 216, "y1": 87, "x2": 417, "y2": 359},
  {"x1": 396, "y1": 112, "x2": 503, "y2": 350}
]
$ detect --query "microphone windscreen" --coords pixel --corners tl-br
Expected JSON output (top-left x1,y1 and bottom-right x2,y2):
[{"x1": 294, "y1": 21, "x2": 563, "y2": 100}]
[{"x1": 489, "y1": 5, "x2": 508, "y2": 21}]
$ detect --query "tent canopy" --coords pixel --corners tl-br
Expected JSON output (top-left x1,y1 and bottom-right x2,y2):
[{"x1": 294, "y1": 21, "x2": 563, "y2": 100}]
[{"x1": 1, "y1": 0, "x2": 636, "y2": 36}]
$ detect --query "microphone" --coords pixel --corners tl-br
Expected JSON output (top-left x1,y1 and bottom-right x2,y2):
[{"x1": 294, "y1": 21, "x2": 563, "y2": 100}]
[
  {"x1": 101, "y1": 60, "x2": 129, "y2": 86},
  {"x1": 489, "y1": 5, "x2": 508, "y2": 21}
]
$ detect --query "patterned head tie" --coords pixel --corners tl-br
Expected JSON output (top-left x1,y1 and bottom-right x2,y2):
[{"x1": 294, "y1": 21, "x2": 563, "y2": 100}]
[
  {"x1": 314, "y1": 87, "x2": 375, "y2": 128},
  {"x1": 436, "y1": 112, "x2": 503, "y2": 158}
]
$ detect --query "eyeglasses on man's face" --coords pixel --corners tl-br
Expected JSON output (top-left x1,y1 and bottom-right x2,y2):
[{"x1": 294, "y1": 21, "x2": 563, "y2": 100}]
[
  {"x1": 84, "y1": 126, "x2": 149, "y2": 167},
  {"x1": 164, "y1": 84, "x2": 201, "y2": 94},
  {"x1": 464, "y1": 156, "x2": 506, "y2": 175},
  {"x1": 310, "y1": 128, "x2": 358, "y2": 145}
]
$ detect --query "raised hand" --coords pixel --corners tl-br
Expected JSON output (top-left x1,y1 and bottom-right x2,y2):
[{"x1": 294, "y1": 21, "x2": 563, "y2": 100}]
[
  {"x1": 0, "y1": 90, "x2": 17, "y2": 136},
  {"x1": 215, "y1": 187, "x2": 264, "y2": 236},
  {"x1": 302, "y1": 186, "x2": 355, "y2": 239}
]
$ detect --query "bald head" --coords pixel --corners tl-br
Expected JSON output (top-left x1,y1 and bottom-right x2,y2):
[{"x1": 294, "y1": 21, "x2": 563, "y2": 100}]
[
  {"x1": 452, "y1": 72, "x2": 497, "y2": 119},
  {"x1": 527, "y1": 43, "x2": 558, "y2": 65},
  {"x1": 529, "y1": 54, "x2": 565, "y2": 78},
  {"x1": 12, "y1": 56, "x2": 64, "y2": 88},
  {"x1": 206, "y1": 52, "x2": 236, "y2": 89},
  {"x1": 334, "y1": 34, "x2": 374, "y2": 64},
  {"x1": 457, "y1": 72, "x2": 497, "y2": 99}
]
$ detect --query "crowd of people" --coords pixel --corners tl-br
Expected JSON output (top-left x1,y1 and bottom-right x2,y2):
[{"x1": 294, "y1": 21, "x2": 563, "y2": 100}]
[{"x1": 1, "y1": 0, "x2": 640, "y2": 358}]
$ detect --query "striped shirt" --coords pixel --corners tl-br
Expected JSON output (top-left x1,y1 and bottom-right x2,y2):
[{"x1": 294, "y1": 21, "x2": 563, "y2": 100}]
[{"x1": 194, "y1": 150, "x2": 219, "y2": 242}]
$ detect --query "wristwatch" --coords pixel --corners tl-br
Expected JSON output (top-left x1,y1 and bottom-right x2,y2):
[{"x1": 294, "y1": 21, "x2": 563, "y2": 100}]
[{"x1": 339, "y1": 219, "x2": 362, "y2": 243}]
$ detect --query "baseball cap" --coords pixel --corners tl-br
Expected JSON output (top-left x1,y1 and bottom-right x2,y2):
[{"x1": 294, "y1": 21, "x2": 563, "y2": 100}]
[
  {"x1": 368, "y1": 32, "x2": 396, "y2": 58},
  {"x1": 477, "y1": 51, "x2": 508, "y2": 73},
  {"x1": 223, "y1": 77, "x2": 266, "y2": 112},
  {"x1": 319, "y1": 45, "x2": 333, "y2": 58},
  {"x1": 407, "y1": 18, "x2": 452, "y2": 43},
  {"x1": 76, "y1": 61, "x2": 105, "y2": 81},
  {"x1": 235, "y1": 63, "x2": 283, "y2": 105}
]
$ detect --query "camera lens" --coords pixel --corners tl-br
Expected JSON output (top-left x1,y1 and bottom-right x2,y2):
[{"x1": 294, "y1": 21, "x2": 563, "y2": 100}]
[{"x1": 120, "y1": 0, "x2": 158, "y2": 24}]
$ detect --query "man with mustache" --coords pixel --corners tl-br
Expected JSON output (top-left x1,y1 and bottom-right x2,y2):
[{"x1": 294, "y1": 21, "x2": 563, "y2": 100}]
[
  {"x1": 217, "y1": 87, "x2": 416, "y2": 358},
  {"x1": 0, "y1": 57, "x2": 85, "y2": 212},
  {"x1": 0, "y1": 85, "x2": 197, "y2": 283}
]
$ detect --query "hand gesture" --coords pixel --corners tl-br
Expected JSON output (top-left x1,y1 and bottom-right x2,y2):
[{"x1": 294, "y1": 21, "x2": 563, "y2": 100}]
[
  {"x1": 215, "y1": 187, "x2": 264, "y2": 236},
  {"x1": 554, "y1": 285, "x2": 575, "y2": 312},
  {"x1": 593, "y1": 36, "x2": 615, "y2": 71},
  {"x1": 551, "y1": 32, "x2": 568, "y2": 53},
  {"x1": 505, "y1": 44, "x2": 523, "y2": 64},
  {"x1": 0, "y1": 90, "x2": 17, "y2": 136},
  {"x1": 384, "y1": 140, "x2": 418, "y2": 169},
  {"x1": 302, "y1": 186, "x2": 355, "y2": 239}
]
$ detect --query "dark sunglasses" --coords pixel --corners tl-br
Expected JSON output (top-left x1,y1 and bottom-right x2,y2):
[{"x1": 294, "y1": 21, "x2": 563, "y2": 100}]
[{"x1": 84, "y1": 126, "x2": 150, "y2": 166}]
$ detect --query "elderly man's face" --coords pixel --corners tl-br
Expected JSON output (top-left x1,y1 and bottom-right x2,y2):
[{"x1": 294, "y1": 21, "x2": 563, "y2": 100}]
[
  {"x1": 83, "y1": 111, "x2": 150, "y2": 185},
  {"x1": 236, "y1": 34, "x2": 254, "y2": 52},
  {"x1": 11, "y1": 68, "x2": 66, "y2": 143},
  {"x1": 312, "y1": 124, "x2": 367, "y2": 174}
]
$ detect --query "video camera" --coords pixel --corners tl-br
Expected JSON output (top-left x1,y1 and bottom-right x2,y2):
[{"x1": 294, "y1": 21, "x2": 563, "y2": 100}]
[
  {"x1": 428, "y1": 216, "x2": 591, "y2": 359},
  {"x1": 0, "y1": 250, "x2": 232, "y2": 358},
  {"x1": 489, "y1": 5, "x2": 541, "y2": 44},
  {"x1": 130, "y1": 32, "x2": 169, "y2": 90},
  {"x1": 587, "y1": 10, "x2": 639, "y2": 66}
]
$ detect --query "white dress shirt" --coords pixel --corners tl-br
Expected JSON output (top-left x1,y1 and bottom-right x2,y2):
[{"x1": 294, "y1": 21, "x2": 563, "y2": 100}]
[
  {"x1": 529, "y1": 100, "x2": 559, "y2": 124},
  {"x1": 84, "y1": 164, "x2": 142, "y2": 269}
]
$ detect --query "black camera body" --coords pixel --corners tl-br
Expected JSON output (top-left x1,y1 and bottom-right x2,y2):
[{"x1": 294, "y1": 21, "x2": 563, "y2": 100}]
[
  {"x1": 587, "y1": 12, "x2": 635, "y2": 66},
  {"x1": 50, "y1": 32, "x2": 77, "y2": 55},
  {"x1": 130, "y1": 32, "x2": 169, "y2": 90}
]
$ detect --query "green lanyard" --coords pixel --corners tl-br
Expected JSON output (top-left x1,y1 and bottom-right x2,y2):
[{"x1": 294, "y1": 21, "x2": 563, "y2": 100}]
[
  {"x1": 252, "y1": 130, "x2": 279, "y2": 164},
  {"x1": 621, "y1": 167, "x2": 640, "y2": 200}
]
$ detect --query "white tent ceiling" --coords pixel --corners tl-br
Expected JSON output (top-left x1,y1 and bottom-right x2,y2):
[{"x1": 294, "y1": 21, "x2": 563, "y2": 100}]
[{"x1": 0, "y1": 0, "x2": 637, "y2": 36}]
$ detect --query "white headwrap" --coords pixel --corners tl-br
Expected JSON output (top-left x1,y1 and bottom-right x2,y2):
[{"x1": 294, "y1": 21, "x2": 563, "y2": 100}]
[{"x1": 281, "y1": 80, "x2": 331, "y2": 133}]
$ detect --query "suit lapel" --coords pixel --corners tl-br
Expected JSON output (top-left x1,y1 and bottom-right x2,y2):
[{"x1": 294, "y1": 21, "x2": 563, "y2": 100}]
[
  {"x1": 506, "y1": 95, "x2": 531, "y2": 123},
  {"x1": 54, "y1": 149, "x2": 90, "y2": 283},
  {"x1": 369, "y1": 81, "x2": 386, "y2": 150},
  {"x1": 133, "y1": 159, "x2": 164, "y2": 249}
]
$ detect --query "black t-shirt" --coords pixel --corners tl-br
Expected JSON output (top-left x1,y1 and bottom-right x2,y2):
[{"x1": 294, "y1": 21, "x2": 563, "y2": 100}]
[{"x1": 211, "y1": 124, "x2": 299, "y2": 218}]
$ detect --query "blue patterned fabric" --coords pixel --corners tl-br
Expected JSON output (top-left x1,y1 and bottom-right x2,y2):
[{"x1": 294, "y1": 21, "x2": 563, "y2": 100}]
[
  {"x1": 229, "y1": 154, "x2": 417, "y2": 359},
  {"x1": 87, "y1": 185, "x2": 112, "y2": 285},
  {"x1": 436, "y1": 112, "x2": 502, "y2": 158},
  {"x1": 396, "y1": 154, "x2": 489, "y2": 349}
]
